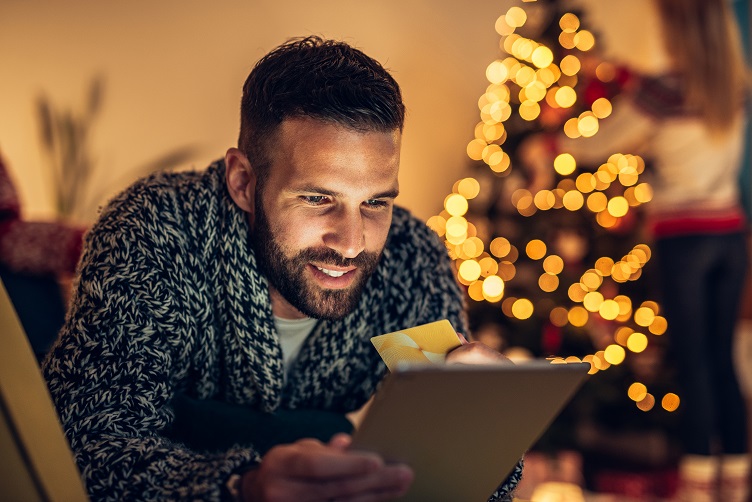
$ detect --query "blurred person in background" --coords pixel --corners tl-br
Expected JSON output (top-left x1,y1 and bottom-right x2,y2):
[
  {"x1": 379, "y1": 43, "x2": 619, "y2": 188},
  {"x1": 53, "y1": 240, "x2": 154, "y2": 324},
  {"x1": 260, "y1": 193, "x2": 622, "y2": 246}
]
[{"x1": 520, "y1": 0, "x2": 750, "y2": 500}]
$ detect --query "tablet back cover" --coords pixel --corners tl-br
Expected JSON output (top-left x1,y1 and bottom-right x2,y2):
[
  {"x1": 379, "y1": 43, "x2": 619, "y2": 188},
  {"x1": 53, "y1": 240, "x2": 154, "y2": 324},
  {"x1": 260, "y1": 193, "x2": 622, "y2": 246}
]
[{"x1": 351, "y1": 361, "x2": 589, "y2": 502}]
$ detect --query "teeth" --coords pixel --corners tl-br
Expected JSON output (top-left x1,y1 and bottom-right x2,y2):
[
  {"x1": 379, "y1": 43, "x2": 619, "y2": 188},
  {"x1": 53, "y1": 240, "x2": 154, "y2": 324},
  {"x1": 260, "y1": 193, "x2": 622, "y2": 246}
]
[{"x1": 316, "y1": 266, "x2": 346, "y2": 278}]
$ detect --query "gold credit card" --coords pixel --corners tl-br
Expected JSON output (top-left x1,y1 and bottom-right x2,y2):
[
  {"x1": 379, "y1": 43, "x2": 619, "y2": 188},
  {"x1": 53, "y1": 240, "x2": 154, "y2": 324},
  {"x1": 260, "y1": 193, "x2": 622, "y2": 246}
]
[{"x1": 370, "y1": 319, "x2": 462, "y2": 372}]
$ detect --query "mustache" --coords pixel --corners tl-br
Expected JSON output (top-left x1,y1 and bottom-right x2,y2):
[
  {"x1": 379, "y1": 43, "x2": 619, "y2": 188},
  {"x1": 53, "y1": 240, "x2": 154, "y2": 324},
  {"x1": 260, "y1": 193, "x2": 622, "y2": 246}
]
[{"x1": 296, "y1": 247, "x2": 381, "y2": 268}]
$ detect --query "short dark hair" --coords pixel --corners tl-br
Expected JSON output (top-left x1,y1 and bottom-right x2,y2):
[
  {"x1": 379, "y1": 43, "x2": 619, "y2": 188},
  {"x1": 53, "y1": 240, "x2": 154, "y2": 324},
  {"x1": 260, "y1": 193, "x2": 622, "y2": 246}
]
[{"x1": 238, "y1": 36, "x2": 405, "y2": 177}]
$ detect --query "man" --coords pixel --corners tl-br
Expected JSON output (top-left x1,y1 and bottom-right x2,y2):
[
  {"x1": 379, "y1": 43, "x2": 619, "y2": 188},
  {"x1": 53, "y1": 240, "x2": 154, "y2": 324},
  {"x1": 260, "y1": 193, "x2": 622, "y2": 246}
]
[{"x1": 43, "y1": 36, "x2": 522, "y2": 501}]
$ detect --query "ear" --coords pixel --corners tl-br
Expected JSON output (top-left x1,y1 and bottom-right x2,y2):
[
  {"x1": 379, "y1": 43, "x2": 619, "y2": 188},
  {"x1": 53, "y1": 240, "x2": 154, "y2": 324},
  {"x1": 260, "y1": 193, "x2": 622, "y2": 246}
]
[{"x1": 225, "y1": 148, "x2": 257, "y2": 215}]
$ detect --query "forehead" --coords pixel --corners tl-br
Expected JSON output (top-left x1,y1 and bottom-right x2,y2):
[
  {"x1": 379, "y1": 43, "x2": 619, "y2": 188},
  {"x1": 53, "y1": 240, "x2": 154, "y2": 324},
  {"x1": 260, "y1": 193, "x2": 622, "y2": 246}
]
[{"x1": 265, "y1": 117, "x2": 402, "y2": 190}]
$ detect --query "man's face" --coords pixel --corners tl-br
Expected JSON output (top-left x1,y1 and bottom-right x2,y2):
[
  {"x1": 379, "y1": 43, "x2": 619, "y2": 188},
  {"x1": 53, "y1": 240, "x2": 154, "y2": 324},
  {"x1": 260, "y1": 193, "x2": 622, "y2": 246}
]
[{"x1": 252, "y1": 117, "x2": 401, "y2": 320}]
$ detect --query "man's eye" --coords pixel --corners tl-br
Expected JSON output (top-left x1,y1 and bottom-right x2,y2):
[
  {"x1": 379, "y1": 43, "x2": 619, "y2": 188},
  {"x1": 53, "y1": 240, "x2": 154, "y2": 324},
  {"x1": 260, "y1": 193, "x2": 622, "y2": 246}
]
[
  {"x1": 364, "y1": 199, "x2": 389, "y2": 209},
  {"x1": 302, "y1": 195, "x2": 329, "y2": 205}
]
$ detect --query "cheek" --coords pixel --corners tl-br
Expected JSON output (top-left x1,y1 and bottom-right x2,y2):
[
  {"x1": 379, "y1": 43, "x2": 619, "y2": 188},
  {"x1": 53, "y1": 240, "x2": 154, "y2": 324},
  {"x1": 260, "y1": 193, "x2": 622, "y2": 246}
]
[
  {"x1": 364, "y1": 216, "x2": 392, "y2": 252},
  {"x1": 273, "y1": 215, "x2": 327, "y2": 250}
]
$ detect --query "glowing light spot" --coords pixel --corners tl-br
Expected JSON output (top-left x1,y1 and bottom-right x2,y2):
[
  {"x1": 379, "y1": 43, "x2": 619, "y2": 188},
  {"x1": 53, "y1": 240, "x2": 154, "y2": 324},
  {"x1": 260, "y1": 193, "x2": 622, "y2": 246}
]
[
  {"x1": 553, "y1": 153, "x2": 576, "y2": 176},
  {"x1": 594, "y1": 257, "x2": 614, "y2": 275},
  {"x1": 534, "y1": 190, "x2": 555, "y2": 210},
  {"x1": 495, "y1": 14, "x2": 515, "y2": 36},
  {"x1": 562, "y1": 190, "x2": 584, "y2": 211},
  {"x1": 498, "y1": 260, "x2": 516, "y2": 281},
  {"x1": 458, "y1": 260, "x2": 482, "y2": 282},
  {"x1": 627, "y1": 332, "x2": 648, "y2": 353},
  {"x1": 607, "y1": 196, "x2": 629, "y2": 218},
  {"x1": 634, "y1": 183, "x2": 654, "y2": 203},
  {"x1": 583, "y1": 291, "x2": 604, "y2": 312},
  {"x1": 482, "y1": 275, "x2": 505, "y2": 302},
  {"x1": 559, "y1": 13, "x2": 580, "y2": 32},
  {"x1": 593, "y1": 351, "x2": 610, "y2": 370},
  {"x1": 592, "y1": 98, "x2": 612, "y2": 118},
  {"x1": 461, "y1": 237, "x2": 484, "y2": 259},
  {"x1": 490, "y1": 237, "x2": 511, "y2": 258},
  {"x1": 568, "y1": 283, "x2": 587, "y2": 302},
  {"x1": 563, "y1": 117, "x2": 581, "y2": 138},
  {"x1": 515, "y1": 66, "x2": 536, "y2": 87},
  {"x1": 536, "y1": 67, "x2": 557, "y2": 87},
  {"x1": 596, "y1": 62, "x2": 616, "y2": 82},
  {"x1": 543, "y1": 255, "x2": 564, "y2": 274},
  {"x1": 519, "y1": 100, "x2": 541, "y2": 121},
  {"x1": 578, "y1": 115, "x2": 599, "y2": 137},
  {"x1": 466, "y1": 139, "x2": 487, "y2": 161},
  {"x1": 637, "y1": 393, "x2": 655, "y2": 412},
  {"x1": 619, "y1": 169, "x2": 639, "y2": 187},
  {"x1": 582, "y1": 354, "x2": 598, "y2": 374},
  {"x1": 559, "y1": 31, "x2": 576, "y2": 50},
  {"x1": 467, "y1": 281, "x2": 484, "y2": 302},
  {"x1": 486, "y1": 60, "x2": 509, "y2": 84},
  {"x1": 662, "y1": 393, "x2": 680, "y2": 412},
  {"x1": 505, "y1": 7, "x2": 528, "y2": 28},
  {"x1": 596, "y1": 211, "x2": 617, "y2": 229},
  {"x1": 512, "y1": 298, "x2": 534, "y2": 319},
  {"x1": 586, "y1": 192, "x2": 608, "y2": 213},
  {"x1": 599, "y1": 299, "x2": 620, "y2": 320},
  {"x1": 649, "y1": 316, "x2": 668, "y2": 335},
  {"x1": 634, "y1": 307, "x2": 656, "y2": 327},
  {"x1": 444, "y1": 194, "x2": 468, "y2": 216},
  {"x1": 615, "y1": 326, "x2": 633, "y2": 346},
  {"x1": 524, "y1": 81, "x2": 547, "y2": 103},
  {"x1": 445, "y1": 216, "x2": 468, "y2": 244},
  {"x1": 560, "y1": 55, "x2": 581, "y2": 76},
  {"x1": 615, "y1": 295, "x2": 632, "y2": 317},
  {"x1": 576, "y1": 173, "x2": 596, "y2": 193},
  {"x1": 538, "y1": 273, "x2": 559, "y2": 292},
  {"x1": 550, "y1": 307, "x2": 569, "y2": 327},
  {"x1": 531, "y1": 46, "x2": 554, "y2": 68},
  {"x1": 555, "y1": 86, "x2": 577, "y2": 108},
  {"x1": 526, "y1": 239, "x2": 547, "y2": 260},
  {"x1": 581, "y1": 270, "x2": 603, "y2": 290},
  {"x1": 574, "y1": 30, "x2": 596, "y2": 51},
  {"x1": 489, "y1": 151, "x2": 512, "y2": 173},
  {"x1": 568, "y1": 306, "x2": 588, "y2": 327},
  {"x1": 482, "y1": 144, "x2": 502, "y2": 164},
  {"x1": 426, "y1": 215, "x2": 447, "y2": 237},
  {"x1": 628, "y1": 382, "x2": 647, "y2": 402},
  {"x1": 457, "y1": 178, "x2": 481, "y2": 199},
  {"x1": 604, "y1": 344, "x2": 625, "y2": 365},
  {"x1": 481, "y1": 123, "x2": 505, "y2": 142},
  {"x1": 478, "y1": 257, "x2": 497, "y2": 277}
]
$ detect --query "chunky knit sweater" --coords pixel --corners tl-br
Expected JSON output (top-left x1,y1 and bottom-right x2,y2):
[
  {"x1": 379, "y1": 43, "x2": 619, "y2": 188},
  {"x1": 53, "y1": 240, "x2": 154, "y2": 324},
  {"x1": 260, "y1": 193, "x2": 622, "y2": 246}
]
[{"x1": 43, "y1": 161, "x2": 522, "y2": 501}]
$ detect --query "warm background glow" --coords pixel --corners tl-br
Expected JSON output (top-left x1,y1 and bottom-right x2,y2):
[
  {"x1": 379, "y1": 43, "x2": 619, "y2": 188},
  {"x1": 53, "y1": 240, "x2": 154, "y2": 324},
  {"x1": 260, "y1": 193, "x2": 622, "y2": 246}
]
[{"x1": 0, "y1": 0, "x2": 660, "y2": 223}]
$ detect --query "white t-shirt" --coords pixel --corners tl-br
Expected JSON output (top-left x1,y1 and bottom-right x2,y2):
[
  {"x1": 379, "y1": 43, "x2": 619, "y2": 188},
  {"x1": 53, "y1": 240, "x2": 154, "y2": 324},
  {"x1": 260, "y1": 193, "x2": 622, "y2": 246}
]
[{"x1": 274, "y1": 316, "x2": 318, "y2": 375}]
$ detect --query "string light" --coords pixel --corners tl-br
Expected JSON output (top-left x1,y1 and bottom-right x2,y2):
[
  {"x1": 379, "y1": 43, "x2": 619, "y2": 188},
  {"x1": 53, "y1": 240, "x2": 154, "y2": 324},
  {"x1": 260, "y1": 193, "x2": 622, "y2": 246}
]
[{"x1": 428, "y1": 2, "x2": 676, "y2": 411}]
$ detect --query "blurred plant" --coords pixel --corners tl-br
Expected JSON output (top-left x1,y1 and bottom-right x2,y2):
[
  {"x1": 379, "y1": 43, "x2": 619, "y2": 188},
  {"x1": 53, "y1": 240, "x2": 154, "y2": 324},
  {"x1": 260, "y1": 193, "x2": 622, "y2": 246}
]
[{"x1": 36, "y1": 75, "x2": 198, "y2": 222}]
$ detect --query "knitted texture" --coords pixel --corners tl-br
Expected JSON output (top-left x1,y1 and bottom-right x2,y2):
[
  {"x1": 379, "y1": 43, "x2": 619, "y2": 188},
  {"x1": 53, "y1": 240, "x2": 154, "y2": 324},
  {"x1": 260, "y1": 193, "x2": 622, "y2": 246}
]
[{"x1": 43, "y1": 160, "x2": 521, "y2": 501}]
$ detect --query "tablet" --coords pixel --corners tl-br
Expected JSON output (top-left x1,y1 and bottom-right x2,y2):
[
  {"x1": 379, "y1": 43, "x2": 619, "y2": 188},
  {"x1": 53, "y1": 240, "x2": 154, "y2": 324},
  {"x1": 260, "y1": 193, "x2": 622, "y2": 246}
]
[{"x1": 350, "y1": 360, "x2": 590, "y2": 502}]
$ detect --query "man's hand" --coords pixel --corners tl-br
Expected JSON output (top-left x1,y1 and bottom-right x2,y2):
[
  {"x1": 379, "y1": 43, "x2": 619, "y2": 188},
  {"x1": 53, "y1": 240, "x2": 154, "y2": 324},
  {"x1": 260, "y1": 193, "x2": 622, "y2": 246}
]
[
  {"x1": 241, "y1": 434, "x2": 413, "y2": 501},
  {"x1": 445, "y1": 339, "x2": 512, "y2": 365}
]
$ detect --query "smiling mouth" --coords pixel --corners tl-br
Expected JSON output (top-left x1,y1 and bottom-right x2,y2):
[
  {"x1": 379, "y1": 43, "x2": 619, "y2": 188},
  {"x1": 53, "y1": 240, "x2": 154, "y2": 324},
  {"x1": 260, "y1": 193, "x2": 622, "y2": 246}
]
[{"x1": 315, "y1": 266, "x2": 351, "y2": 278}]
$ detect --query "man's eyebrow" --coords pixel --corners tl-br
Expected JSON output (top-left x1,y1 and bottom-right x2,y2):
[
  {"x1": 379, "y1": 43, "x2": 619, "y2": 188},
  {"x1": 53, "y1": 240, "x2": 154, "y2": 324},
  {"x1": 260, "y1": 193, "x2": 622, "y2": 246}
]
[{"x1": 289, "y1": 186, "x2": 400, "y2": 199}]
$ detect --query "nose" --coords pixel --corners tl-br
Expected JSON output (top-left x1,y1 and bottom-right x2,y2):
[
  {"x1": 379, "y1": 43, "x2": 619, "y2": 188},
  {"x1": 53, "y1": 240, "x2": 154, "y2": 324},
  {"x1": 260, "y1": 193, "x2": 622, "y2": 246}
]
[{"x1": 323, "y1": 207, "x2": 366, "y2": 259}]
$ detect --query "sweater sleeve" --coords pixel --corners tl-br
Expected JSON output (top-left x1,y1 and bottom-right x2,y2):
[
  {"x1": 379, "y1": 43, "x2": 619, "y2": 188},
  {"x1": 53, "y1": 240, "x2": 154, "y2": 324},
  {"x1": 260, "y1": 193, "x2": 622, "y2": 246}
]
[{"x1": 42, "y1": 182, "x2": 259, "y2": 501}]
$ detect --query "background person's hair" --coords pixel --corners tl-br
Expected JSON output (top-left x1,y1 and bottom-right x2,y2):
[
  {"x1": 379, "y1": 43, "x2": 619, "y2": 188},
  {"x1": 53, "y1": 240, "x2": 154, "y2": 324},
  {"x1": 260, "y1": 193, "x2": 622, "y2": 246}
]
[
  {"x1": 655, "y1": 0, "x2": 750, "y2": 136},
  {"x1": 238, "y1": 36, "x2": 405, "y2": 181}
]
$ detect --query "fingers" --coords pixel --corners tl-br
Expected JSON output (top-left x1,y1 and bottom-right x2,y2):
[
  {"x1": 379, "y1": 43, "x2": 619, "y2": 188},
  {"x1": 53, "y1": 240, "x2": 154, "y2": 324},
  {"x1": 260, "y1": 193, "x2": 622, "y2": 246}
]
[
  {"x1": 329, "y1": 433, "x2": 353, "y2": 450},
  {"x1": 446, "y1": 341, "x2": 512, "y2": 365},
  {"x1": 249, "y1": 438, "x2": 414, "y2": 501}
]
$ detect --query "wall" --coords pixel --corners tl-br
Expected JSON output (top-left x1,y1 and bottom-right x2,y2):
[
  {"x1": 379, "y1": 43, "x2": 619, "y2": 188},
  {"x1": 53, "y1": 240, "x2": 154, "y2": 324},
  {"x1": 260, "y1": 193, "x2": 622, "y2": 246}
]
[{"x1": 0, "y1": 0, "x2": 516, "y2": 223}]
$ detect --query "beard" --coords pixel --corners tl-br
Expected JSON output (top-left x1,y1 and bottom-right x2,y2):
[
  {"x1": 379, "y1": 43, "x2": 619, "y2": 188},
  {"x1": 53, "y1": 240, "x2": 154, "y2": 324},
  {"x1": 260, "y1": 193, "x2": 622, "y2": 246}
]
[{"x1": 252, "y1": 198, "x2": 383, "y2": 320}]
